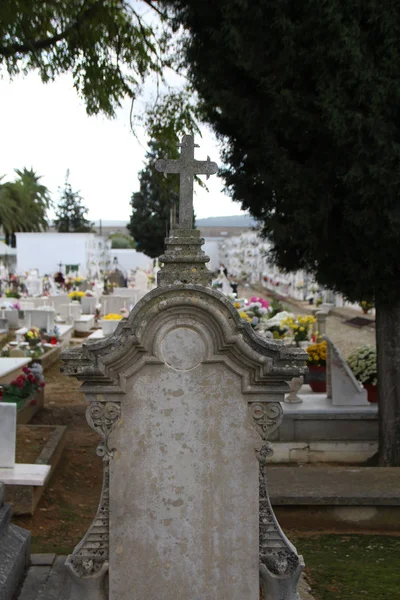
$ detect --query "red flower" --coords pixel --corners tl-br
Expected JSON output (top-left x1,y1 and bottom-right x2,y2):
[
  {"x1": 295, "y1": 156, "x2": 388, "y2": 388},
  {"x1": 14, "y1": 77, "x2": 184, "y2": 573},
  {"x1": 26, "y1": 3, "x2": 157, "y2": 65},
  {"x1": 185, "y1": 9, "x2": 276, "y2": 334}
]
[
  {"x1": 22, "y1": 367, "x2": 30, "y2": 374},
  {"x1": 39, "y1": 381, "x2": 45, "y2": 388},
  {"x1": 50, "y1": 337, "x2": 58, "y2": 345},
  {"x1": 29, "y1": 399, "x2": 37, "y2": 406},
  {"x1": 16, "y1": 379, "x2": 24, "y2": 389},
  {"x1": 27, "y1": 374, "x2": 36, "y2": 383}
]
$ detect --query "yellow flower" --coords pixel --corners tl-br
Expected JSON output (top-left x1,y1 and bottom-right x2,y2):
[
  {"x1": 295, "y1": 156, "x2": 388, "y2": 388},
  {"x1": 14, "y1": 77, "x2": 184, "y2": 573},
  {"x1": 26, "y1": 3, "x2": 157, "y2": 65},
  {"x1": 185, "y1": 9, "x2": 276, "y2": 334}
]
[
  {"x1": 239, "y1": 311, "x2": 252, "y2": 322},
  {"x1": 234, "y1": 302, "x2": 241, "y2": 308},
  {"x1": 103, "y1": 313, "x2": 123, "y2": 320}
]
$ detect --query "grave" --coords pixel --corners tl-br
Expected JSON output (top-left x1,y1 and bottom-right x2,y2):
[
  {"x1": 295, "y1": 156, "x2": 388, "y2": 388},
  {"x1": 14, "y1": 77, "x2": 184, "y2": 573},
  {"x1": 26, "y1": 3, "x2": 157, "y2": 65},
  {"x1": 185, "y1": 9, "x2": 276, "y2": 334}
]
[
  {"x1": 25, "y1": 269, "x2": 43, "y2": 297},
  {"x1": 133, "y1": 268, "x2": 149, "y2": 296},
  {"x1": 1, "y1": 308, "x2": 19, "y2": 329},
  {"x1": 100, "y1": 295, "x2": 129, "y2": 315},
  {"x1": 61, "y1": 135, "x2": 306, "y2": 600},
  {"x1": 23, "y1": 307, "x2": 55, "y2": 332},
  {"x1": 81, "y1": 295, "x2": 97, "y2": 315}
]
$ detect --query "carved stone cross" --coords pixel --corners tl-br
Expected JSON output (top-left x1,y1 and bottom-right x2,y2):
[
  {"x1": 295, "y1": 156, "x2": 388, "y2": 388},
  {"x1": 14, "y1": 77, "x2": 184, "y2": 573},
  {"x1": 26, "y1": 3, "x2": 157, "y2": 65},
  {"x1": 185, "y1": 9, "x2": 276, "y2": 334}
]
[{"x1": 155, "y1": 134, "x2": 218, "y2": 229}]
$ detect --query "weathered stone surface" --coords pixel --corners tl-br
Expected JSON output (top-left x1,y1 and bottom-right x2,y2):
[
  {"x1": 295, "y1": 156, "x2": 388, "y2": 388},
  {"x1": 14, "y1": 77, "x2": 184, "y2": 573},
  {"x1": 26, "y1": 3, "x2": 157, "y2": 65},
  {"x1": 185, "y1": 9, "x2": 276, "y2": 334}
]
[
  {"x1": 61, "y1": 285, "x2": 306, "y2": 600},
  {"x1": 0, "y1": 483, "x2": 30, "y2": 600}
]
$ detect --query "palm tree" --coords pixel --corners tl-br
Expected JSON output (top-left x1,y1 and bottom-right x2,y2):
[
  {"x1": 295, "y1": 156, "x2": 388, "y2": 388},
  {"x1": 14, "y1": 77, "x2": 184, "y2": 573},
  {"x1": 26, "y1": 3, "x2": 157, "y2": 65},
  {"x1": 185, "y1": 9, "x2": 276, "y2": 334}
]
[{"x1": 0, "y1": 169, "x2": 52, "y2": 246}]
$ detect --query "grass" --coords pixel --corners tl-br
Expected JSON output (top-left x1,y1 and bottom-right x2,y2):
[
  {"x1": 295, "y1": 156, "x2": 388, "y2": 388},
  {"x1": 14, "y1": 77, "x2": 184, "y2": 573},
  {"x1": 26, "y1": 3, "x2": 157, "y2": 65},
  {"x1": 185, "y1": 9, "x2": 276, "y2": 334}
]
[{"x1": 294, "y1": 534, "x2": 400, "y2": 600}]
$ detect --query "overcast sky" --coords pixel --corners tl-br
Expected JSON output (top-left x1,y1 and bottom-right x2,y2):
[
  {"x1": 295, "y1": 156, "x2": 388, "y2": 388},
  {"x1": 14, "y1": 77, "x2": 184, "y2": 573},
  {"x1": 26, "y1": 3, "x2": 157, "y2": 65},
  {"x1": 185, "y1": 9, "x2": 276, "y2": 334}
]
[{"x1": 0, "y1": 71, "x2": 245, "y2": 223}]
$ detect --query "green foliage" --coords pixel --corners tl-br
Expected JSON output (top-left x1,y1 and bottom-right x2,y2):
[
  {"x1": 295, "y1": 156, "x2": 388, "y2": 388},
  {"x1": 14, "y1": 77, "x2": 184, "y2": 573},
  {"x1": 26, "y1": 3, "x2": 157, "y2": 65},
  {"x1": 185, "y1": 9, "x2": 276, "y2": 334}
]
[
  {"x1": 0, "y1": 168, "x2": 51, "y2": 246},
  {"x1": 166, "y1": 0, "x2": 400, "y2": 305},
  {"x1": 0, "y1": 0, "x2": 171, "y2": 117},
  {"x1": 109, "y1": 232, "x2": 135, "y2": 249},
  {"x1": 127, "y1": 138, "x2": 180, "y2": 258},
  {"x1": 54, "y1": 171, "x2": 93, "y2": 233}
]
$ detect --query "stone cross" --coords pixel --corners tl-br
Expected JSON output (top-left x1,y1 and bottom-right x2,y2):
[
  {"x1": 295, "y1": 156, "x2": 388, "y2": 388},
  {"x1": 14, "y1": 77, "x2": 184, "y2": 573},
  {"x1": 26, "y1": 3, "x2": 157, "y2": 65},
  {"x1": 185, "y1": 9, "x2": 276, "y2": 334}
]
[{"x1": 155, "y1": 134, "x2": 218, "y2": 229}]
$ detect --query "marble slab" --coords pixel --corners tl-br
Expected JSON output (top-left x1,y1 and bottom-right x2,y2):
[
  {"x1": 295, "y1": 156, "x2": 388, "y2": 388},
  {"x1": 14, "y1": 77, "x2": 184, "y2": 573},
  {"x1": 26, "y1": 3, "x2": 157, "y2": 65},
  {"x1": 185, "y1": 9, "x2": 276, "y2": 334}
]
[
  {"x1": 87, "y1": 329, "x2": 104, "y2": 340},
  {"x1": 0, "y1": 403, "x2": 16, "y2": 468},
  {"x1": 74, "y1": 315, "x2": 95, "y2": 332},
  {"x1": 0, "y1": 463, "x2": 51, "y2": 485},
  {"x1": 0, "y1": 357, "x2": 31, "y2": 384}
]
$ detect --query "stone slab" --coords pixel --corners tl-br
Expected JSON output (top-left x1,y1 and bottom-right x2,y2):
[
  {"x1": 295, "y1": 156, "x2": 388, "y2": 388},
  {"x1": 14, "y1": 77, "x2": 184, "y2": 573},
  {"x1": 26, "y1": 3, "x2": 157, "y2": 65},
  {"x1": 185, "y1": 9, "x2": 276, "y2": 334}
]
[
  {"x1": 87, "y1": 329, "x2": 104, "y2": 340},
  {"x1": 0, "y1": 357, "x2": 31, "y2": 384},
  {"x1": 110, "y1": 361, "x2": 261, "y2": 600},
  {"x1": 0, "y1": 403, "x2": 16, "y2": 468},
  {"x1": 5, "y1": 426, "x2": 66, "y2": 515},
  {"x1": 268, "y1": 440, "x2": 378, "y2": 463},
  {"x1": 73, "y1": 315, "x2": 95, "y2": 333},
  {"x1": 30, "y1": 554, "x2": 56, "y2": 566},
  {"x1": 268, "y1": 466, "x2": 400, "y2": 505},
  {"x1": 0, "y1": 464, "x2": 50, "y2": 486}
]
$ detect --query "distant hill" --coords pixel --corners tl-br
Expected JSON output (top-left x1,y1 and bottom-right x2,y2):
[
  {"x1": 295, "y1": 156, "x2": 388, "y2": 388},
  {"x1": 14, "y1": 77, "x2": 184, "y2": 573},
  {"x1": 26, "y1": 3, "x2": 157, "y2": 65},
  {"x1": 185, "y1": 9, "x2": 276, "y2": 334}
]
[
  {"x1": 88, "y1": 214, "x2": 258, "y2": 230},
  {"x1": 195, "y1": 214, "x2": 257, "y2": 227}
]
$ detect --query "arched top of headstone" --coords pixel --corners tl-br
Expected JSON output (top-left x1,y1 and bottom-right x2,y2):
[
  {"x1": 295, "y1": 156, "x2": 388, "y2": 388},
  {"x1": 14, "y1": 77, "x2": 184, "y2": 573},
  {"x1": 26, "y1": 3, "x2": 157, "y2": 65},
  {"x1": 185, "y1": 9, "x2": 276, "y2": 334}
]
[{"x1": 61, "y1": 284, "x2": 306, "y2": 395}]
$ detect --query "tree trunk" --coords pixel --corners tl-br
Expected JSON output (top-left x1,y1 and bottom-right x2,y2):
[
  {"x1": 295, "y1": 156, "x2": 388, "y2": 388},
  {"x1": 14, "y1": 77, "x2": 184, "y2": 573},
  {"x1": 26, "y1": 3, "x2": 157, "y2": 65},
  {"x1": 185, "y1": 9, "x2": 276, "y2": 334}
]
[{"x1": 376, "y1": 299, "x2": 400, "y2": 466}]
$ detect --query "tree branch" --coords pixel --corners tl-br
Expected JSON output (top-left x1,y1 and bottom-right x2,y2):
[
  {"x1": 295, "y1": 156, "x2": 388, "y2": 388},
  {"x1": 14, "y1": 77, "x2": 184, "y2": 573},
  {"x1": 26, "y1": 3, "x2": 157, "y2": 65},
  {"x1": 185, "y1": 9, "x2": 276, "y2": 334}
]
[{"x1": 0, "y1": 1, "x2": 105, "y2": 57}]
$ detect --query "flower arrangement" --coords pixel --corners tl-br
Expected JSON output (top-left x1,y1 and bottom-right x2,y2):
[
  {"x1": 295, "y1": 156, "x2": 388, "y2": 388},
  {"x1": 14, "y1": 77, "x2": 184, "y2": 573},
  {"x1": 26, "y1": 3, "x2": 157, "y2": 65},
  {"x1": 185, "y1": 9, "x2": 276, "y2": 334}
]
[
  {"x1": 360, "y1": 300, "x2": 374, "y2": 314},
  {"x1": 24, "y1": 327, "x2": 41, "y2": 346},
  {"x1": 5, "y1": 289, "x2": 20, "y2": 299},
  {"x1": 347, "y1": 345, "x2": 377, "y2": 386},
  {"x1": 1, "y1": 366, "x2": 45, "y2": 409},
  {"x1": 306, "y1": 341, "x2": 327, "y2": 366},
  {"x1": 68, "y1": 290, "x2": 86, "y2": 301},
  {"x1": 239, "y1": 311, "x2": 252, "y2": 323},
  {"x1": 103, "y1": 313, "x2": 123, "y2": 320},
  {"x1": 280, "y1": 315, "x2": 316, "y2": 343}
]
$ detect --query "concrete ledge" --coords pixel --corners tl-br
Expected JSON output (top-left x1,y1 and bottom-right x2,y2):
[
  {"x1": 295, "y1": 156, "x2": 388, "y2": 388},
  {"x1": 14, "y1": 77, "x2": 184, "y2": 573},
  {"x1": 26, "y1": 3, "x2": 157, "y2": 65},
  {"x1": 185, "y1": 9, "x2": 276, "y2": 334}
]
[
  {"x1": 268, "y1": 440, "x2": 378, "y2": 463},
  {"x1": 267, "y1": 466, "x2": 400, "y2": 505},
  {"x1": 4, "y1": 426, "x2": 67, "y2": 515}
]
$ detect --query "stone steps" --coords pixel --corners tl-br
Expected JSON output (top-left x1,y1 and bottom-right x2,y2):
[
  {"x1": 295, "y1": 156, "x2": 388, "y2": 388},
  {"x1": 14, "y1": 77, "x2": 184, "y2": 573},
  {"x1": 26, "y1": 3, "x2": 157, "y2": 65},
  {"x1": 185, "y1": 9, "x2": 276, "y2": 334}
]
[
  {"x1": 16, "y1": 555, "x2": 70, "y2": 600},
  {"x1": 0, "y1": 484, "x2": 30, "y2": 600}
]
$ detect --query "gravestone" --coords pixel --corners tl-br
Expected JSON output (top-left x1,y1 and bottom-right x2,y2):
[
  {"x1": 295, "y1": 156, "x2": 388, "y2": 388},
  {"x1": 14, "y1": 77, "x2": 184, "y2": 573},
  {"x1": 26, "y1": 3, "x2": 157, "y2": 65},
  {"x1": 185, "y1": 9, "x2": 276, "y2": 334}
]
[
  {"x1": 61, "y1": 135, "x2": 306, "y2": 600},
  {"x1": 100, "y1": 295, "x2": 129, "y2": 316},
  {"x1": 0, "y1": 403, "x2": 16, "y2": 468},
  {"x1": 325, "y1": 335, "x2": 369, "y2": 406},
  {"x1": 25, "y1": 269, "x2": 43, "y2": 297},
  {"x1": 81, "y1": 296, "x2": 97, "y2": 315},
  {"x1": 133, "y1": 269, "x2": 148, "y2": 296},
  {"x1": 23, "y1": 307, "x2": 55, "y2": 332}
]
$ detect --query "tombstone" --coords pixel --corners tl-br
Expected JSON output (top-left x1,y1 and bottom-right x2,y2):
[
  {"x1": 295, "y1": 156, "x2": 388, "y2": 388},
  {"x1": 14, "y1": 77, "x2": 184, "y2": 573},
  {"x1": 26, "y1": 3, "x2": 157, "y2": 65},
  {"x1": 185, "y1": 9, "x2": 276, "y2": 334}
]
[
  {"x1": 25, "y1": 269, "x2": 43, "y2": 297},
  {"x1": 23, "y1": 307, "x2": 55, "y2": 332},
  {"x1": 113, "y1": 288, "x2": 141, "y2": 308},
  {"x1": 1, "y1": 309, "x2": 19, "y2": 329},
  {"x1": 59, "y1": 304, "x2": 82, "y2": 323},
  {"x1": 0, "y1": 403, "x2": 16, "y2": 468},
  {"x1": 326, "y1": 335, "x2": 369, "y2": 406},
  {"x1": 100, "y1": 295, "x2": 129, "y2": 316},
  {"x1": 81, "y1": 296, "x2": 97, "y2": 315},
  {"x1": 133, "y1": 269, "x2": 148, "y2": 296},
  {"x1": 0, "y1": 317, "x2": 9, "y2": 334},
  {"x1": 61, "y1": 135, "x2": 306, "y2": 600}
]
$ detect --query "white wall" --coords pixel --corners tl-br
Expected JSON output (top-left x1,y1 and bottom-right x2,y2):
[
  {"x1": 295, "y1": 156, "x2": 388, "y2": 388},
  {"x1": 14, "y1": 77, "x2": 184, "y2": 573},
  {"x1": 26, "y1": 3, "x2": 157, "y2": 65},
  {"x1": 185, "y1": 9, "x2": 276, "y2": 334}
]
[
  {"x1": 111, "y1": 249, "x2": 152, "y2": 273},
  {"x1": 16, "y1": 232, "x2": 98, "y2": 276}
]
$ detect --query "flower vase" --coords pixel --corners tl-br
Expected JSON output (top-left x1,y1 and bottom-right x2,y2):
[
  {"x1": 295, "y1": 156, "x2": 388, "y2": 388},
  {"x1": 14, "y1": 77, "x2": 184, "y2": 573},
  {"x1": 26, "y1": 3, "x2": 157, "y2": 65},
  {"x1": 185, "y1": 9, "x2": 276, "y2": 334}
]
[
  {"x1": 306, "y1": 365, "x2": 327, "y2": 393},
  {"x1": 364, "y1": 383, "x2": 378, "y2": 403},
  {"x1": 297, "y1": 341, "x2": 310, "y2": 350}
]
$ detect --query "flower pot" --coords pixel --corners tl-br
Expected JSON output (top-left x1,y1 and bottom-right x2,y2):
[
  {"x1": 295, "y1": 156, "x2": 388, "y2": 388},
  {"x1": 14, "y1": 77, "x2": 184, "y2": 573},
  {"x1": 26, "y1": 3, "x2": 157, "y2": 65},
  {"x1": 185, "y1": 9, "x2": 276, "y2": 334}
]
[
  {"x1": 364, "y1": 383, "x2": 378, "y2": 403},
  {"x1": 297, "y1": 341, "x2": 310, "y2": 350},
  {"x1": 306, "y1": 365, "x2": 327, "y2": 393}
]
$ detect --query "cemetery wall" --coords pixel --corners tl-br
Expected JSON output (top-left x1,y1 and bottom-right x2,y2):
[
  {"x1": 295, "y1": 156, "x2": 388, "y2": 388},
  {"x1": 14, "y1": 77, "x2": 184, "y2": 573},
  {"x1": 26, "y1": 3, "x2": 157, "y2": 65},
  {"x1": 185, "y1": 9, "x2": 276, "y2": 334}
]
[
  {"x1": 16, "y1": 232, "x2": 107, "y2": 276},
  {"x1": 110, "y1": 249, "x2": 152, "y2": 273}
]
